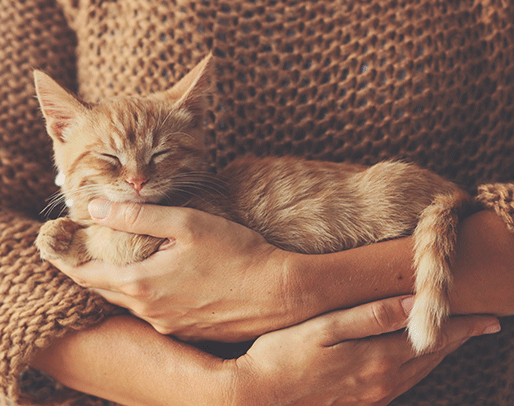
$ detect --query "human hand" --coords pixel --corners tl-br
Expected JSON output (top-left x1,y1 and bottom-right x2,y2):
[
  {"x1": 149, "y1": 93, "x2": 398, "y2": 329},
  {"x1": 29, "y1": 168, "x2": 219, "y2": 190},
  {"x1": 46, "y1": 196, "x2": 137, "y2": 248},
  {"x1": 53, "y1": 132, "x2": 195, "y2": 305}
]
[
  {"x1": 51, "y1": 199, "x2": 294, "y2": 342},
  {"x1": 233, "y1": 295, "x2": 501, "y2": 406}
]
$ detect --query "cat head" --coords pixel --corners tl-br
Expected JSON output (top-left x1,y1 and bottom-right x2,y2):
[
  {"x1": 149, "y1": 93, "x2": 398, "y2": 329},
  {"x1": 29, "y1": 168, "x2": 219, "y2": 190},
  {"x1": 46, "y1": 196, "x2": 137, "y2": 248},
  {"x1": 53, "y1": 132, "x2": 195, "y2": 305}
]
[{"x1": 35, "y1": 54, "x2": 213, "y2": 218}]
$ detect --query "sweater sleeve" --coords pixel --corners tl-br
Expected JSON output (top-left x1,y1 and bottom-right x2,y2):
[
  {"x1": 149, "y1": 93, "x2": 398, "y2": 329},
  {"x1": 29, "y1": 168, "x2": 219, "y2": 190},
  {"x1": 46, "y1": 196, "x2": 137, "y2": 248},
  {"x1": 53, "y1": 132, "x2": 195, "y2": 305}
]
[
  {"x1": 477, "y1": 183, "x2": 514, "y2": 232},
  {"x1": 0, "y1": 207, "x2": 122, "y2": 405},
  {"x1": 0, "y1": 1, "x2": 123, "y2": 404}
]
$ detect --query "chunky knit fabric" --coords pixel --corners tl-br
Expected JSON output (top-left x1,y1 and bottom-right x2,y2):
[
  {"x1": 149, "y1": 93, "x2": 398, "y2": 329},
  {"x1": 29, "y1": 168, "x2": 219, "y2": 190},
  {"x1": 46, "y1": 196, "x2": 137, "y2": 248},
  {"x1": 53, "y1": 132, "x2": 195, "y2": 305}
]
[
  {"x1": 0, "y1": 1, "x2": 121, "y2": 405},
  {"x1": 0, "y1": 0, "x2": 513, "y2": 404}
]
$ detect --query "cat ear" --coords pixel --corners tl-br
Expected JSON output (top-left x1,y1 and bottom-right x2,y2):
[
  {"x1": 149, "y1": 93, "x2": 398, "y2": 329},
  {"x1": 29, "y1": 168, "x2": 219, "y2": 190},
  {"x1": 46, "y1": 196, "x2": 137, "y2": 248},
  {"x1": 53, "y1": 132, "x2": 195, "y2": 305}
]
[
  {"x1": 166, "y1": 53, "x2": 213, "y2": 115},
  {"x1": 34, "y1": 70, "x2": 88, "y2": 143}
]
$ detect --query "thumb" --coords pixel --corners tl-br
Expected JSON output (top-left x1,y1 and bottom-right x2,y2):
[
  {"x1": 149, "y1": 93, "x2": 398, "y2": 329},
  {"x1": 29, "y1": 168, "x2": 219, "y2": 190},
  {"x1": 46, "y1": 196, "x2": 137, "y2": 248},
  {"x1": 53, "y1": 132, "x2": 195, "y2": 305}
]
[
  {"x1": 311, "y1": 296, "x2": 413, "y2": 347},
  {"x1": 88, "y1": 199, "x2": 177, "y2": 238}
]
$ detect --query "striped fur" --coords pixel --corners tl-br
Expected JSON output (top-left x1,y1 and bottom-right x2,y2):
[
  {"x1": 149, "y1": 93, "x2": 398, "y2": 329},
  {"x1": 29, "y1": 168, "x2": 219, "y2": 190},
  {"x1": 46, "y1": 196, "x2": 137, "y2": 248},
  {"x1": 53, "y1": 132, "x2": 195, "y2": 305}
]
[{"x1": 34, "y1": 54, "x2": 471, "y2": 353}]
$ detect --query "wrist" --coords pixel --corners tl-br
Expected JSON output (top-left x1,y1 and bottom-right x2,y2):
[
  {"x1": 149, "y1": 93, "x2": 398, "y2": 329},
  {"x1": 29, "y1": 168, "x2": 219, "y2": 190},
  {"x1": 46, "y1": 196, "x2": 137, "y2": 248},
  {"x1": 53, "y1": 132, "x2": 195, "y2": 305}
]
[
  {"x1": 238, "y1": 246, "x2": 300, "y2": 337},
  {"x1": 450, "y1": 210, "x2": 514, "y2": 316},
  {"x1": 280, "y1": 251, "x2": 329, "y2": 324},
  {"x1": 281, "y1": 241, "x2": 417, "y2": 321},
  {"x1": 227, "y1": 356, "x2": 273, "y2": 406}
]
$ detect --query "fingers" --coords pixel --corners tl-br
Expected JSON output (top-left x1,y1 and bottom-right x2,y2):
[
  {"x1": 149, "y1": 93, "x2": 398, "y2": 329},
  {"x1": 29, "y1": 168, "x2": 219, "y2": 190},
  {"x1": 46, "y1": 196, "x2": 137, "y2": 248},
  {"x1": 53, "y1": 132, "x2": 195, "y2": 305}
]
[
  {"x1": 313, "y1": 294, "x2": 501, "y2": 350},
  {"x1": 425, "y1": 314, "x2": 501, "y2": 354},
  {"x1": 92, "y1": 287, "x2": 134, "y2": 308},
  {"x1": 88, "y1": 199, "x2": 195, "y2": 239},
  {"x1": 48, "y1": 256, "x2": 150, "y2": 296},
  {"x1": 384, "y1": 315, "x2": 501, "y2": 402},
  {"x1": 50, "y1": 257, "x2": 164, "y2": 315},
  {"x1": 312, "y1": 295, "x2": 413, "y2": 347}
]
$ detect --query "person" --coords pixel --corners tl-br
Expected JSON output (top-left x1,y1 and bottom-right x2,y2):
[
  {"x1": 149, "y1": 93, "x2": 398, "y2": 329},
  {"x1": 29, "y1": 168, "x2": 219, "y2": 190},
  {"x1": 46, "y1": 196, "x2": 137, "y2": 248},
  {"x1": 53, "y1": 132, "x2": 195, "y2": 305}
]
[
  {"x1": 30, "y1": 198, "x2": 512, "y2": 405},
  {"x1": 2, "y1": 0, "x2": 512, "y2": 404}
]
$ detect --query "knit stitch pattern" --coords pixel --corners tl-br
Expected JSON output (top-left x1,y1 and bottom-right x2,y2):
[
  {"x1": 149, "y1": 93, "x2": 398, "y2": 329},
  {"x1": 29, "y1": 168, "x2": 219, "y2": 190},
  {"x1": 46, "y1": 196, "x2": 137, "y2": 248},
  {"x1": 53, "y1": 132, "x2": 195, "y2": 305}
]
[
  {"x1": 0, "y1": 1, "x2": 122, "y2": 405},
  {"x1": 0, "y1": 0, "x2": 513, "y2": 404}
]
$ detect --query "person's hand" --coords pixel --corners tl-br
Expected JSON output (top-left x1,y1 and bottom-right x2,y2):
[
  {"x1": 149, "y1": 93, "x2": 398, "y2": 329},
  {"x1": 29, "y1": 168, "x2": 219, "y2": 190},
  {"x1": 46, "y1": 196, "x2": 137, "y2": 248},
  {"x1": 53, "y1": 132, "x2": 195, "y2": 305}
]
[
  {"x1": 233, "y1": 296, "x2": 501, "y2": 406},
  {"x1": 30, "y1": 295, "x2": 501, "y2": 406},
  {"x1": 51, "y1": 199, "x2": 514, "y2": 345},
  {"x1": 51, "y1": 199, "x2": 294, "y2": 342}
]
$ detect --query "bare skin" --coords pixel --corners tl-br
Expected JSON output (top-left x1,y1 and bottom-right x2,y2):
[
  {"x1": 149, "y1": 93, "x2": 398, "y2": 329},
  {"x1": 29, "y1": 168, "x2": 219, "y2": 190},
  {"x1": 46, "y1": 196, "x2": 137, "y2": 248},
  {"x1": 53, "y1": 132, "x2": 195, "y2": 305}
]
[
  {"x1": 33, "y1": 203, "x2": 512, "y2": 405},
  {"x1": 52, "y1": 202, "x2": 514, "y2": 341},
  {"x1": 31, "y1": 297, "x2": 500, "y2": 406}
]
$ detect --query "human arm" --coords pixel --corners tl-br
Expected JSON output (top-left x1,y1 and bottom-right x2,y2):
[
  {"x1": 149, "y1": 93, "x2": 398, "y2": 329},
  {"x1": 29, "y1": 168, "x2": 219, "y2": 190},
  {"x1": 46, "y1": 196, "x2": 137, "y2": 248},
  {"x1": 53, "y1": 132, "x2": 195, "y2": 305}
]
[
  {"x1": 53, "y1": 201, "x2": 514, "y2": 342},
  {"x1": 30, "y1": 296, "x2": 500, "y2": 406},
  {"x1": 288, "y1": 208, "x2": 514, "y2": 319}
]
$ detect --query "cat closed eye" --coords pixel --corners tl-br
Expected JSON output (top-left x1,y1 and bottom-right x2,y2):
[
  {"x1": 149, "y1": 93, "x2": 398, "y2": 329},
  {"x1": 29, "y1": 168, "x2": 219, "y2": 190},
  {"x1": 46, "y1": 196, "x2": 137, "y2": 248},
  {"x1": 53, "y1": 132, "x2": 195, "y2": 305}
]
[
  {"x1": 151, "y1": 150, "x2": 170, "y2": 161},
  {"x1": 100, "y1": 153, "x2": 121, "y2": 164}
]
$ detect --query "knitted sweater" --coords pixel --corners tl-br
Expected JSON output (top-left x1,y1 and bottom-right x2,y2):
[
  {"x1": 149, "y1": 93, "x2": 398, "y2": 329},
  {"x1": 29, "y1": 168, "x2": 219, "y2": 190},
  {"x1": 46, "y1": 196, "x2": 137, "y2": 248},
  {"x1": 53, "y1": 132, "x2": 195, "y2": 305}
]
[{"x1": 0, "y1": 0, "x2": 513, "y2": 404}]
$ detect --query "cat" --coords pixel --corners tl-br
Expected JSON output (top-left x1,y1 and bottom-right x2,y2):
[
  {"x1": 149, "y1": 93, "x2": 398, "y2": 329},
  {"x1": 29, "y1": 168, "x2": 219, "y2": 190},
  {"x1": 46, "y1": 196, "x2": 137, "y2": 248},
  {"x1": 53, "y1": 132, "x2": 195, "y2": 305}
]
[{"x1": 34, "y1": 53, "x2": 471, "y2": 354}]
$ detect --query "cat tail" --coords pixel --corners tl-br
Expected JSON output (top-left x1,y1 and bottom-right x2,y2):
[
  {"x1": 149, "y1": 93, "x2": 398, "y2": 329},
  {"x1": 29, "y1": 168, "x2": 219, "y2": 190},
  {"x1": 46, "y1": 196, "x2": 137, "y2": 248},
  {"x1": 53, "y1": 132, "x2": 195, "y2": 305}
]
[{"x1": 408, "y1": 188, "x2": 470, "y2": 354}]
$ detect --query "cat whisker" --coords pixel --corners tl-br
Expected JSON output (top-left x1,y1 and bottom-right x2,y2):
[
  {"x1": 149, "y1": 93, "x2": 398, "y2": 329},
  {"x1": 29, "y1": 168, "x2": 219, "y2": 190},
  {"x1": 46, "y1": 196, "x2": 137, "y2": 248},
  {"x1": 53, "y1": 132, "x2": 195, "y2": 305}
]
[
  {"x1": 160, "y1": 110, "x2": 174, "y2": 128},
  {"x1": 173, "y1": 181, "x2": 227, "y2": 199},
  {"x1": 41, "y1": 184, "x2": 105, "y2": 216},
  {"x1": 156, "y1": 175, "x2": 228, "y2": 199},
  {"x1": 40, "y1": 195, "x2": 74, "y2": 219},
  {"x1": 165, "y1": 171, "x2": 229, "y2": 193},
  {"x1": 164, "y1": 186, "x2": 213, "y2": 207}
]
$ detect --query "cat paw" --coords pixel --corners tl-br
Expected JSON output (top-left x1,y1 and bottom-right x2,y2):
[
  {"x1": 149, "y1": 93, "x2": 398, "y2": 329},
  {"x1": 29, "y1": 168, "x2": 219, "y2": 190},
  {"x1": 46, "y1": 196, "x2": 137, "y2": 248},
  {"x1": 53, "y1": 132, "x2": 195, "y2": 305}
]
[{"x1": 36, "y1": 217, "x2": 82, "y2": 261}]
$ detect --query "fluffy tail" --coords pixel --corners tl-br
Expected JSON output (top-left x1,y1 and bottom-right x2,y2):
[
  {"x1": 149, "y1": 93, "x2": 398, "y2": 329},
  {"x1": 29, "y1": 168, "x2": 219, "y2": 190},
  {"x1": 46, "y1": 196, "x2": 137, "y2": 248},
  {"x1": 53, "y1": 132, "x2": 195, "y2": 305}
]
[{"x1": 408, "y1": 188, "x2": 470, "y2": 354}]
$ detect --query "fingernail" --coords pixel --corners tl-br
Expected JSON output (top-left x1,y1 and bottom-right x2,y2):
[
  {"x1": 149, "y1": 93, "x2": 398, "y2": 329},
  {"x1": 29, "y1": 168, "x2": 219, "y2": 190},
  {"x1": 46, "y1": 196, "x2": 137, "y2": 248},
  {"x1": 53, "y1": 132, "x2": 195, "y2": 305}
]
[
  {"x1": 401, "y1": 296, "x2": 414, "y2": 315},
  {"x1": 482, "y1": 321, "x2": 501, "y2": 335},
  {"x1": 88, "y1": 199, "x2": 111, "y2": 220}
]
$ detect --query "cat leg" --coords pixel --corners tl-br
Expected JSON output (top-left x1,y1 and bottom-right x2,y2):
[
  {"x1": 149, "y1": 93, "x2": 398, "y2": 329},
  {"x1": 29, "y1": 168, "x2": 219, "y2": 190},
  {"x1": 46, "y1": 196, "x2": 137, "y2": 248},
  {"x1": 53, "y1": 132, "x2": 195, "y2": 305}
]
[
  {"x1": 83, "y1": 224, "x2": 165, "y2": 266},
  {"x1": 408, "y1": 189, "x2": 470, "y2": 354},
  {"x1": 36, "y1": 219, "x2": 165, "y2": 267},
  {"x1": 36, "y1": 217, "x2": 91, "y2": 266}
]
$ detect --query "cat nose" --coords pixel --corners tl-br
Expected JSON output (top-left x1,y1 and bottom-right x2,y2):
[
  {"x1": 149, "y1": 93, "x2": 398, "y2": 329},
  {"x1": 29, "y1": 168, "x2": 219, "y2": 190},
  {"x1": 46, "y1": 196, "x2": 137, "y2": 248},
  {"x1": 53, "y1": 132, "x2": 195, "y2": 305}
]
[{"x1": 126, "y1": 176, "x2": 148, "y2": 193}]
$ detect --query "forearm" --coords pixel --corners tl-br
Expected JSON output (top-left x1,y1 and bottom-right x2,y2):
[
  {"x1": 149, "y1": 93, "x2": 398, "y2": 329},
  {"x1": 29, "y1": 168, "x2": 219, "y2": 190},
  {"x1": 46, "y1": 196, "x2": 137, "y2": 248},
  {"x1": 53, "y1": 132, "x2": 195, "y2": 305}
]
[
  {"x1": 31, "y1": 315, "x2": 233, "y2": 406},
  {"x1": 283, "y1": 210, "x2": 514, "y2": 325},
  {"x1": 281, "y1": 231, "x2": 415, "y2": 327},
  {"x1": 450, "y1": 210, "x2": 514, "y2": 315},
  {"x1": 52, "y1": 206, "x2": 513, "y2": 344}
]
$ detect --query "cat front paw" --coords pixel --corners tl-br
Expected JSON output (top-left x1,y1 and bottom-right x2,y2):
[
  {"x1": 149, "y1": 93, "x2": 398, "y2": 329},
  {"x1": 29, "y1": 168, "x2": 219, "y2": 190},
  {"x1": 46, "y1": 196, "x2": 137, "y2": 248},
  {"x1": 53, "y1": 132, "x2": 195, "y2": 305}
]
[{"x1": 36, "y1": 217, "x2": 83, "y2": 262}]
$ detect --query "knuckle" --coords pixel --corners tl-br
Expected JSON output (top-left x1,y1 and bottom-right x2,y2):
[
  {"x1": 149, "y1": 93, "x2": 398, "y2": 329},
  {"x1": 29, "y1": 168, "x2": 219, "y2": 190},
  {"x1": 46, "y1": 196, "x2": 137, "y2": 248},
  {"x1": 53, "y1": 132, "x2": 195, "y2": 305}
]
[
  {"x1": 131, "y1": 302, "x2": 156, "y2": 318},
  {"x1": 178, "y1": 210, "x2": 197, "y2": 239},
  {"x1": 369, "y1": 381, "x2": 395, "y2": 402},
  {"x1": 173, "y1": 208, "x2": 206, "y2": 243},
  {"x1": 119, "y1": 280, "x2": 153, "y2": 299},
  {"x1": 360, "y1": 365, "x2": 396, "y2": 402},
  {"x1": 310, "y1": 314, "x2": 339, "y2": 344},
  {"x1": 369, "y1": 301, "x2": 394, "y2": 331},
  {"x1": 369, "y1": 356, "x2": 394, "y2": 378},
  {"x1": 432, "y1": 330, "x2": 451, "y2": 352},
  {"x1": 153, "y1": 324, "x2": 173, "y2": 335},
  {"x1": 123, "y1": 203, "x2": 145, "y2": 230},
  {"x1": 73, "y1": 277, "x2": 91, "y2": 288}
]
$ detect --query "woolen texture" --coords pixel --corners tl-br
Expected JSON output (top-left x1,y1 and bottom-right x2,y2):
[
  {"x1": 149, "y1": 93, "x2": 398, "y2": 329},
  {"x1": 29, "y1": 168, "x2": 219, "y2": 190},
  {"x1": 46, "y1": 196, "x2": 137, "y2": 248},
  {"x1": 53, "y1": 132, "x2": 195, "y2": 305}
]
[{"x1": 0, "y1": 0, "x2": 513, "y2": 404}]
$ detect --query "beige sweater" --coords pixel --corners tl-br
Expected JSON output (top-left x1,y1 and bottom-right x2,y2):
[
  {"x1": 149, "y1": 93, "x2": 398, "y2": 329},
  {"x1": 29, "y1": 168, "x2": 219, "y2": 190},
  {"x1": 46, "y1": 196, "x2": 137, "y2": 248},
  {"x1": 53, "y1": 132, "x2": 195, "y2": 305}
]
[{"x1": 0, "y1": 0, "x2": 513, "y2": 404}]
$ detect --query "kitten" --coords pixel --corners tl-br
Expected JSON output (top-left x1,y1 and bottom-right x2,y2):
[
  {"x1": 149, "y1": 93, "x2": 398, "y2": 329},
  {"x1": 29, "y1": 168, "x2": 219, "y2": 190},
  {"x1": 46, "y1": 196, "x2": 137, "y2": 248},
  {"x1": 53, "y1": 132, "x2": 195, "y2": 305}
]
[{"x1": 34, "y1": 53, "x2": 470, "y2": 354}]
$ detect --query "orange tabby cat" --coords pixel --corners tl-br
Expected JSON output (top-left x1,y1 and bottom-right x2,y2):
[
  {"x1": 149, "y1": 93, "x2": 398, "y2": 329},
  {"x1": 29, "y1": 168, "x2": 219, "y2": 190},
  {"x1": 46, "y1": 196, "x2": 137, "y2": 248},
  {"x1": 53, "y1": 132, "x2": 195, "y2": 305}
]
[{"x1": 34, "y1": 54, "x2": 470, "y2": 353}]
